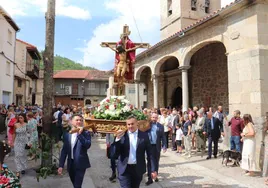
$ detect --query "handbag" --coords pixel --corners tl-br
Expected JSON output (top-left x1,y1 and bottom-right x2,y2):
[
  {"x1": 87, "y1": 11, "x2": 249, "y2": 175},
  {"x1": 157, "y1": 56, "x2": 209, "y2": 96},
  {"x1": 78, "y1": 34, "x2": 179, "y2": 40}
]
[{"x1": 25, "y1": 144, "x2": 31, "y2": 150}]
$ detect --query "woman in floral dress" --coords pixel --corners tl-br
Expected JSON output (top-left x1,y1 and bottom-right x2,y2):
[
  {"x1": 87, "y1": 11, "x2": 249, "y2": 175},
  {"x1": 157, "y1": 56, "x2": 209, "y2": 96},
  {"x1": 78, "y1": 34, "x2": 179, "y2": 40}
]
[
  {"x1": 26, "y1": 112, "x2": 38, "y2": 160},
  {"x1": 12, "y1": 113, "x2": 28, "y2": 178}
]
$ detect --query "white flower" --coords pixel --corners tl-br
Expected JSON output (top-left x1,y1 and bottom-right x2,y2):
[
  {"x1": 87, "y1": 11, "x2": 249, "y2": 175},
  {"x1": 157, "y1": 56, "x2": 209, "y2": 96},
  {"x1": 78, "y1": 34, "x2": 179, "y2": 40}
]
[
  {"x1": 123, "y1": 105, "x2": 131, "y2": 112},
  {"x1": 109, "y1": 105, "x2": 115, "y2": 111},
  {"x1": 115, "y1": 110, "x2": 121, "y2": 116},
  {"x1": 118, "y1": 96, "x2": 125, "y2": 100},
  {"x1": 111, "y1": 96, "x2": 117, "y2": 99},
  {"x1": 122, "y1": 99, "x2": 130, "y2": 104},
  {"x1": 109, "y1": 111, "x2": 116, "y2": 116}
]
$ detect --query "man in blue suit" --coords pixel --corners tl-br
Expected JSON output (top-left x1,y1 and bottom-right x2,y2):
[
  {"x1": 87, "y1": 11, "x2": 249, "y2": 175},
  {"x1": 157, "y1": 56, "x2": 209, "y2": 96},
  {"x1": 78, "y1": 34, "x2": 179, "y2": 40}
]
[
  {"x1": 203, "y1": 111, "x2": 224, "y2": 160},
  {"x1": 145, "y1": 112, "x2": 167, "y2": 185},
  {"x1": 111, "y1": 115, "x2": 157, "y2": 188},
  {"x1": 58, "y1": 114, "x2": 91, "y2": 188}
]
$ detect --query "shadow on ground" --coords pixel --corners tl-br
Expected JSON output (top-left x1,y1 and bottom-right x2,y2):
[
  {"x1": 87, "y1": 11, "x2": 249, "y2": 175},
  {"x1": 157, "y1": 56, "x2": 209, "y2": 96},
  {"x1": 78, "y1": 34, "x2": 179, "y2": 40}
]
[{"x1": 155, "y1": 174, "x2": 248, "y2": 188}]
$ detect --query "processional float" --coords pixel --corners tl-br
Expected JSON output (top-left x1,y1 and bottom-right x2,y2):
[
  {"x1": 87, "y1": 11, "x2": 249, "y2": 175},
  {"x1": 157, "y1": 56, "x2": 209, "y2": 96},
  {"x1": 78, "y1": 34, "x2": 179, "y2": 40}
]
[{"x1": 70, "y1": 25, "x2": 150, "y2": 134}]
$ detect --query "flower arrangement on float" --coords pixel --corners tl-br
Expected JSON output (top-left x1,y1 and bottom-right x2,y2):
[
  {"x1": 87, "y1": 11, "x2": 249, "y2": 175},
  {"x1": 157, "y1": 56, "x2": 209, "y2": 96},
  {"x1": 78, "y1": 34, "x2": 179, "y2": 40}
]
[
  {"x1": 93, "y1": 96, "x2": 147, "y2": 121},
  {"x1": 0, "y1": 164, "x2": 21, "y2": 188}
]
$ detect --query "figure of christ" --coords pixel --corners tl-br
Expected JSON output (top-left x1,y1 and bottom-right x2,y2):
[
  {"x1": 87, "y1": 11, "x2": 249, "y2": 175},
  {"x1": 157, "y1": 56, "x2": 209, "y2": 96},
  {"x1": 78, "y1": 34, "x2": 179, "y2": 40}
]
[{"x1": 104, "y1": 42, "x2": 143, "y2": 78}]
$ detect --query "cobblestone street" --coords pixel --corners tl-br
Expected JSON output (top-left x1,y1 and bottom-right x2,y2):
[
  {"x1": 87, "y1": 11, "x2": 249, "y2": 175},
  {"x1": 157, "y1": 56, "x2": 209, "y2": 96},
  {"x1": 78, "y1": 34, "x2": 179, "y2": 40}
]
[{"x1": 2, "y1": 134, "x2": 268, "y2": 188}]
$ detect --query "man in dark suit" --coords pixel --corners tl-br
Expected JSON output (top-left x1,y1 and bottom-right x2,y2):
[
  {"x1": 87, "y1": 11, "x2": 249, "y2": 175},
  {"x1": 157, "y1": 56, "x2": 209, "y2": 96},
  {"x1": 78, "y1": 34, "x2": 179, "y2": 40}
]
[
  {"x1": 145, "y1": 112, "x2": 167, "y2": 185},
  {"x1": 203, "y1": 111, "x2": 224, "y2": 160},
  {"x1": 58, "y1": 114, "x2": 91, "y2": 188},
  {"x1": 111, "y1": 115, "x2": 157, "y2": 188}
]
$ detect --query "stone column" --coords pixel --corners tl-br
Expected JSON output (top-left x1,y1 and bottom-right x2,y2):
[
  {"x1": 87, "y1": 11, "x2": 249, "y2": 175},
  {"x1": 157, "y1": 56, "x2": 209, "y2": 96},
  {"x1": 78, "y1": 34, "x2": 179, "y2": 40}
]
[
  {"x1": 107, "y1": 76, "x2": 114, "y2": 97},
  {"x1": 152, "y1": 74, "x2": 158, "y2": 108},
  {"x1": 179, "y1": 66, "x2": 191, "y2": 112},
  {"x1": 135, "y1": 80, "x2": 140, "y2": 109}
]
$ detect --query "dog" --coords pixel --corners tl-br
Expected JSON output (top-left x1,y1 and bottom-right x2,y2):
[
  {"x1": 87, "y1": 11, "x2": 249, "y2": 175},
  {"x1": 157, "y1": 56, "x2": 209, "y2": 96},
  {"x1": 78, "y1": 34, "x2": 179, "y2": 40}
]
[{"x1": 222, "y1": 150, "x2": 242, "y2": 166}]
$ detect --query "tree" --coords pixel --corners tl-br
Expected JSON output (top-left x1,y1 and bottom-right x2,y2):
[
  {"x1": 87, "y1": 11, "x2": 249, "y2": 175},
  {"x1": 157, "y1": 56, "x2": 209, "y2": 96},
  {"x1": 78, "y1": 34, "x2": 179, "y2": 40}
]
[{"x1": 42, "y1": 0, "x2": 56, "y2": 167}]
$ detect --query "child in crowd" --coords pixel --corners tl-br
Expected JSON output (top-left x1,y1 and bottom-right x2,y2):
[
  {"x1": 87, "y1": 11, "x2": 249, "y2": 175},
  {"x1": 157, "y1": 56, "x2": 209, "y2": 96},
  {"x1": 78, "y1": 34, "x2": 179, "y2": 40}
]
[{"x1": 176, "y1": 124, "x2": 183, "y2": 154}]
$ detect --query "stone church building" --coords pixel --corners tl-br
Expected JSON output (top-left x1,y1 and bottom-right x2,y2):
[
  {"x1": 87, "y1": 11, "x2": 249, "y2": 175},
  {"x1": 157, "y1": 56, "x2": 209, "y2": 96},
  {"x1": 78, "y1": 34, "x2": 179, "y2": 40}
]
[{"x1": 134, "y1": 0, "x2": 268, "y2": 170}]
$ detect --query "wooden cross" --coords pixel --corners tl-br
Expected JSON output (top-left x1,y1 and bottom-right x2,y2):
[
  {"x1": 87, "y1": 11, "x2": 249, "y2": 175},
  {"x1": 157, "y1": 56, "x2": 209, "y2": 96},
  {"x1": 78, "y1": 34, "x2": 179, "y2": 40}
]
[
  {"x1": 100, "y1": 24, "x2": 150, "y2": 96},
  {"x1": 100, "y1": 24, "x2": 150, "y2": 49}
]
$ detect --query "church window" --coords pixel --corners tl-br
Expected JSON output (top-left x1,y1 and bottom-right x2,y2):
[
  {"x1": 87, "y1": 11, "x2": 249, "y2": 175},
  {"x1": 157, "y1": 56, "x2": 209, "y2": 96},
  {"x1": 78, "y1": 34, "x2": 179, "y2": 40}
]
[{"x1": 167, "y1": 0, "x2": 172, "y2": 16}]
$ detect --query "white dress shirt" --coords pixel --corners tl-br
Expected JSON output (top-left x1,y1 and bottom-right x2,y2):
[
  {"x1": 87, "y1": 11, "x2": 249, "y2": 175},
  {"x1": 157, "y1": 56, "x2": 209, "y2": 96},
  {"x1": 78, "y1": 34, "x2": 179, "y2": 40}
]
[
  {"x1": 127, "y1": 129, "x2": 138, "y2": 164},
  {"x1": 71, "y1": 133, "x2": 78, "y2": 159}
]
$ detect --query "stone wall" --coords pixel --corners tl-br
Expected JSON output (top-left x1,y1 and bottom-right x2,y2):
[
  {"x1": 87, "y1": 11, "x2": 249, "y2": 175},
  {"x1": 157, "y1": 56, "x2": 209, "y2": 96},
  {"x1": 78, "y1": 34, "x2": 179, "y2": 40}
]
[
  {"x1": 14, "y1": 78, "x2": 26, "y2": 105},
  {"x1": 189, "y1": 43, "x2": 229, "y2": 111}
]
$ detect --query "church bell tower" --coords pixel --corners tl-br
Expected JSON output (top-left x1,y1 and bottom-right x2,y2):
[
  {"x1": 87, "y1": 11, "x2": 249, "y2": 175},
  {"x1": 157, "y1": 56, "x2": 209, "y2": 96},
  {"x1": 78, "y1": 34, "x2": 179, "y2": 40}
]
[{"x1": 160, "y1": 0, "x2": 222, "y2": 40}]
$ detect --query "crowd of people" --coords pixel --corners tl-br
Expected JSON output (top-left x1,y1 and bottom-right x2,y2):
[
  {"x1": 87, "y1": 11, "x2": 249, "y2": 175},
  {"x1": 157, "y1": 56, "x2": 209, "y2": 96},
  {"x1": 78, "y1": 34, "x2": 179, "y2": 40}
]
[
  {"x1": 0, "y1": 102, "x2": 267, "y2": 187},
  {"x1": 130, "y1": 106, "x2": 260, "y2": 185},
  {"x1": 0, "y1": 103, "x2": 42, "y2": 179}
]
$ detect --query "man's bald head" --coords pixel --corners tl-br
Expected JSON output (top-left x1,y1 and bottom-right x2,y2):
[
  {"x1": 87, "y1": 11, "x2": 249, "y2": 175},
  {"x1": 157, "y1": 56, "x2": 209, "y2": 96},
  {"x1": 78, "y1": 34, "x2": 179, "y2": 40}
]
[{"x1": 207, "y1": 111, "x2": 213, "y2": 119}]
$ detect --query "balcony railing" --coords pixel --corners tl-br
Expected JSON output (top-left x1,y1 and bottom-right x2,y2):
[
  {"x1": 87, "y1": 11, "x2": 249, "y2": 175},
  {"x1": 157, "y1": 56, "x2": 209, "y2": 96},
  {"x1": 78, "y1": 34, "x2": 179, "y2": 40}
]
[{"x1": 26, "y1": 60, "x2": 40, "y2": 79}]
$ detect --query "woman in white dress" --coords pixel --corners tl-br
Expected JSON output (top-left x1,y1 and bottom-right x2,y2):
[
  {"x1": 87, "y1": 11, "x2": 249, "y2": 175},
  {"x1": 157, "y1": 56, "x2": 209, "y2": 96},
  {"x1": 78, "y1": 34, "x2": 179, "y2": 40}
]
[{"x1": 240, "y1": 114, "x2": 259, "y2": 176}]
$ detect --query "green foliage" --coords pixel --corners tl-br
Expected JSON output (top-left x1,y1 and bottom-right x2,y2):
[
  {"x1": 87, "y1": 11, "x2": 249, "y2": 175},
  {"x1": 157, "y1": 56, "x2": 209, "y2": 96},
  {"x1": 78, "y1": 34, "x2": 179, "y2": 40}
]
[
  {"x1": 34, "y1": 133, "x2": 59, "y2": 182},
  {"x1": 93, "y1": 109, "x2": 147, "y2": 121},
  {"x1": 40, "y1": 52, "x2": 96, "y2": 70}
]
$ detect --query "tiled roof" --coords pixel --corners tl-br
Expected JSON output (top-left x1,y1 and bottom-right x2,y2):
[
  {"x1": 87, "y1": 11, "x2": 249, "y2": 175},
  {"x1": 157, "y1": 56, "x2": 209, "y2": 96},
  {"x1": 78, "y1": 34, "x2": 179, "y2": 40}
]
[
  {"x1": 53, "y1": 70, "x2": 110, "y2": 80},
  {"x1": 16, "y1": 39, "x2": 36, "y2": 48},
  {"x1": 86, "y1": 70, "x2": 109, "y2": 81},
  {"x1": 16, "y1": 39, "x2": 41, "y2": 59},
  {"x1": 0, "y1": 6, "x2": 20, "y2": 31},
  {"x1": 53, "y1": 70, "x2": 90, "y2": 79},
  {"x1": 137, "y1": 0, "x2": 243, "y2": 59}
]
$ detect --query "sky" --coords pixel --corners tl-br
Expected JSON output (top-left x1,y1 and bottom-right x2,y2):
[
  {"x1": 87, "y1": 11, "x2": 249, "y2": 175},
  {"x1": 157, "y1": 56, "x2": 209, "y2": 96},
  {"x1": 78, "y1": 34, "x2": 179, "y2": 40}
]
[{"x1": 1, "y1": 0, "x2": 234, "y2": 70}]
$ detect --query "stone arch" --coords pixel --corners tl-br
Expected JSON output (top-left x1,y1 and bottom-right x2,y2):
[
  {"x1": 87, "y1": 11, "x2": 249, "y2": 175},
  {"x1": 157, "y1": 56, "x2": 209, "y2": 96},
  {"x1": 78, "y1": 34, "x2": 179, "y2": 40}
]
[
  {"x1": 154, "y1": 55, "x2": 180, "y2": 75},
  {"x1": 186, "y1": 41, "x2": 229, "y2": 111},
  {"x1": 135, "y1": 66, "x2": 153, "y2": 108},
  {"x1": 182, "y1": 40, "x2": 225, "y2": 67},
  {"x1": 135, "y1": 65, "x2": 152, "y2": 80}
]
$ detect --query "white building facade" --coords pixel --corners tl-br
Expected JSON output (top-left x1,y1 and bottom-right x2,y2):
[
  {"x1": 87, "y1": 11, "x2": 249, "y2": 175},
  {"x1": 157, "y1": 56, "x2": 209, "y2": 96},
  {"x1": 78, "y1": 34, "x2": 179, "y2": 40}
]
[{"x1": 0, "y1": 6, "x2": 20, "y2": 106}]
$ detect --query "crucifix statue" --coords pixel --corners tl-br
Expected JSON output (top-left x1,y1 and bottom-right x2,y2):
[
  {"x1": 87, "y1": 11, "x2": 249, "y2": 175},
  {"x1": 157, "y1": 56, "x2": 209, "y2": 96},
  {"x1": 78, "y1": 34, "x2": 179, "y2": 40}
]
[{"x1": 101, "y1": 25, "x2": 150, "y2": 95}]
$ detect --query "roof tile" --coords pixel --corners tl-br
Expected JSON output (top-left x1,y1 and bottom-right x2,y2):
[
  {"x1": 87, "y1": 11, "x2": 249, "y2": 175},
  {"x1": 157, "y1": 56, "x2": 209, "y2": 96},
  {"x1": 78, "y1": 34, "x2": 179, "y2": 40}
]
[
  {"x1": 53, "y1": 70, "x2": 110, "y2": 80},
  {"x1": 53, "y1": 70, "x2": 89, "y2": 79}
]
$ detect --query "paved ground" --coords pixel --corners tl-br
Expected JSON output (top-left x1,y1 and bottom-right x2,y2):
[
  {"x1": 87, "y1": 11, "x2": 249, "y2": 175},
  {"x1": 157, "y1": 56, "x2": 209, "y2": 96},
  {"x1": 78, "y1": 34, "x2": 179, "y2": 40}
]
[
  {"x1": 87, "y1": 137, "x2": 267, "y2": 188},
  {"x1": 2, "y1": 134, "x2": 268, "y2": 188}
]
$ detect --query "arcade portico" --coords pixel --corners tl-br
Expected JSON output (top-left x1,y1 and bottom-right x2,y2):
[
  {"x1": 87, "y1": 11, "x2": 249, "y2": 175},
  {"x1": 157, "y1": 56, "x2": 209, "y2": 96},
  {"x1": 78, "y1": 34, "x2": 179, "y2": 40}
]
[{"x1": 134, "y1": 0, "x2": 268, "y2": 167}]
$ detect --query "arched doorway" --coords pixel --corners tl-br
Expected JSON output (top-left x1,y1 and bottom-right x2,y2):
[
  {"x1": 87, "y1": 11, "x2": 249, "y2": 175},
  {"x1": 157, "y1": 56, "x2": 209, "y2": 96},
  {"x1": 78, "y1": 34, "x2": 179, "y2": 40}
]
[
  {"x1": 136, "y1": 66, "x2": 153, "y2": 108},
  {"x1": 155, "y1": 56, "x2": 180, "y2": 108},
  {"x1": 188, "y1": 42, "x2": 228, "y2": 111},
  {"x1": 172, "y1": 87, "x2": 182, "y2": 109},
  {"x1": 85, "y1": 99, "x2": 91, "y2": 105}
]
